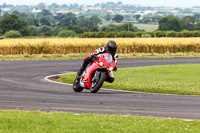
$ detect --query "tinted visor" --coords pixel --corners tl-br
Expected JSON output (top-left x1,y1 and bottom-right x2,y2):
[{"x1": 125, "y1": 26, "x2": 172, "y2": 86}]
[{"x1": 108, "y1": 47, "x2": 116, "y2": 55}]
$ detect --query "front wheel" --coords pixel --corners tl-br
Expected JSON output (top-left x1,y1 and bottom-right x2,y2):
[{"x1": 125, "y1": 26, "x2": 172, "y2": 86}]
[
  {"x1": 73, "y1": 76, "x2": 84, "y2": 92},
  {"x1": 90, "y1": 71, "x2": 106, "y2": 93}
]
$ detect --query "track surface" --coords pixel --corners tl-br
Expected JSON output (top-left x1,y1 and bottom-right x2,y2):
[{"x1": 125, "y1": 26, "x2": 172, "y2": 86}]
[{"x1": 0, "y1": 58, "x2": 200, "y2": 120}]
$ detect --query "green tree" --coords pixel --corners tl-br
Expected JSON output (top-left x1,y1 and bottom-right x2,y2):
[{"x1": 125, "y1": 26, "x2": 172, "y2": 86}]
[
  {"x1": 140, "y1": 17, "x2": 151, "y2": 24},
  {"x1": 25, "y1": 17, "x2": 39, "y2": 27},
  {"x1": 58, "y1": 30, "x2": 77, "y2": 37},
  {"x1": 159, "y1": 16, "x2": 182, "y2": 31},
  {"x1": 0, "y1": 14, "x2": 30, "y2": 36},
  {"x1": 194, "y1": 14, "x2": 200, "y2": 23},
  {"x1": 133, "y1": 14, "x2": 141, "y2": 21},
  {"x1": 36, "y1": 9, "x2": 53, "y2": 21},
  {"x1": 101, "y1": 23, "x2": 140, "y2": 32},
  {"x1": 40, "y1": 17, "x2": 51, "y2": 26},
  {"x1": 4, "y1": 30, "x2": 22, "y2": 38},
  {"x1": 3, "y1": 12, "x2": 9, "y2": 17},
  {"x1": 194, "y1": 22, "x2": 200, "y2": 30},
  {"x1": 112, "y1": 14, "x2": 124, "y2": 23},
  {"x1": 0, "y1": 29, "x2": 2, "y2": 36},
  {"x1": 101, "y1": 24, "x2": 119, "y2": 32},
  {"x1": 12, "y1": 10, "x2": 28, "y2": 19},
  {"x1": 54, "y1": 13, "x2": 66, "y2": 21},
  {"x1": 29, "y1": 26, "x2": 39, "y2": 36},
  {"x1": 0, "y1": 8, "x2": 1, "y2": 18},
  {"x1": 152, "y1": 15, "x2": 162, "y2": 22},
  {"x1": 105, "y1": 13, "x2": 112, "y2": 21},
  {"x1": 181, "y1": 16, "x2": 195, "y2": 31},
  {"x1": 26, "y1": 17, "x2": 35, "y2": 25},
  {"x1": 89, "y1": 16, "x2": 102, "y2": 27},
  {"x1": 38, "y1": 25, "x2": 52, "y2": 33},
  {"x1": 76, "y1": 16, "x2": 89, "y2": 27},
  {"x1": 58, "y1": 12, "x2": 76, "y2": 27},
  {"x1": 43, "y1": 31, "x2": 52, "y2": 36},
  {"x1": 41, "y1": 9, "x2": 53, "y2": 16},
  {"x1": 34, "y1": 19, "x2": 40, "y2": 27},
  {"x1": 67, "y1": 25, "x2": 84, "y2": 34},
  {"x1": 67, "y1": 25, "x2": 97, "y2": 34}
]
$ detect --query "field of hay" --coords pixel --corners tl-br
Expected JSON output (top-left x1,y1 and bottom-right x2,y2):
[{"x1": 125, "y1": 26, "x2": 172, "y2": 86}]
[{"x1": 0, "y1": 38, "x2": 200, "y2": 55}]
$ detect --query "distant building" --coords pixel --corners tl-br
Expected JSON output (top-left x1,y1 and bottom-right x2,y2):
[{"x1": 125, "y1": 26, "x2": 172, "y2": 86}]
[
  {"x1": 107, "y1": 10, "x2": 115, "y2": 14},
  {"x1": 1, "y1": 8, "x2": 10, "y2": 11},
  {"x1": 116, "y1": 10, "x2": 125, "y2": 14},
  {"x1": 32, "y1": 8, "x2": 42, "y2": 13},
  {"x1": 143, "y1": 10, "x2": 157, "y2": 14},
  {"x1": 83, "y1": 6, "x2": 101, "y2": 11},
  {"x1": 168, "y1": 10, "x2": 179, "y2": 13}
]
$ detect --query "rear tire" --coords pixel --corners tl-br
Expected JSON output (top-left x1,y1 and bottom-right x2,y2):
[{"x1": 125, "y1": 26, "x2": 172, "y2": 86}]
[
  {"x1": 73, "y1": 76, "x2": 84, "y2": 92},
  {"x1": 90, "y1": 71, "x2": 106, "y2": 93}
]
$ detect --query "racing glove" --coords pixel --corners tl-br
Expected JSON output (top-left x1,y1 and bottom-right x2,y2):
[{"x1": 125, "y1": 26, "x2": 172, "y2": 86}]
[
  {"x1": 89, "y1": 54, "x2": 97, "y2": 60},
  {"x1": 113, "y1": 67, "x2": 117, "y2": 71}
]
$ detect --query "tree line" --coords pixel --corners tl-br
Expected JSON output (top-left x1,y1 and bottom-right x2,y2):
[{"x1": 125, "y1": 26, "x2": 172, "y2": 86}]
[
  {"x1": 0, "y1": 9, "x2": 103, "y2": 37},
  {"x1": 159, "y1": 16, "x2": 200, "y2": 31},
  {"x1": 80, "y1": 31, "x2": 200, "y2": 38},
  {"x1": 1, "y1": 9, "x2": 200, "y2": 38}
]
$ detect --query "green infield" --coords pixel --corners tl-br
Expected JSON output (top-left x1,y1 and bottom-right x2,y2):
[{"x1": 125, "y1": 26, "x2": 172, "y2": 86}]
[
  {"x1": 59, "y1": 64, "x2": 200, "y2": 95},
  {"x1": 0, "y1": 110, "x2": 199, "y2": 133}
]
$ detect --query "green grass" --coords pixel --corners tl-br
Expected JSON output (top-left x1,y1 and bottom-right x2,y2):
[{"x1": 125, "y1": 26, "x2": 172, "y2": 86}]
[
  {"x1": 0, "y1": 54, "x2": 88, "y2": 61},
  {"x1": 0, "y1": 110, "x2": 199, "y2": 133},
  {"x1": 0, "y1": 56, "x2": 83, "y2": 61},
  {"x1": 134, "y1": 24, "x2": 159, "y2": 31},
  {"x1": 1, "y1": 53, "x2": 200, "y2": 61},
  {"x1": 60, "y1": 64, "x2": 200, "y2": 95},
  {"x1": 101, "y1": 21, "x2": 158, "y2": 31}
]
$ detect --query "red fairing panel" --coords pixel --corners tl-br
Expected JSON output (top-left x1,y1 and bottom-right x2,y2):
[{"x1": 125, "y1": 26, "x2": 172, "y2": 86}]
[{"x1": 81, "y1": 62, "x2": 101, "y2": 89}]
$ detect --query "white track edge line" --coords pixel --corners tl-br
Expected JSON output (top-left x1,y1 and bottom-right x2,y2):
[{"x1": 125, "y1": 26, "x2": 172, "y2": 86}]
[
  {"x1": 44, "y1": 72, "x2": 174, "y2": 95},
  {"x1": 44, "y1": 73, "x2": 199, "y2": 121},
  {"x1": 44, "y1": 72, "x2": 200, "y2": 96}
]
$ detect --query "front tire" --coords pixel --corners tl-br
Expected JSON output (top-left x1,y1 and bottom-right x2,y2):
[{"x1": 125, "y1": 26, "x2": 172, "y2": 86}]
[
  {"x1": 90, "y1": 71, "x2": 106, "y2": 93},
  {"x1": 73, "y1": 76, "x2": 84, "y2": 92}
]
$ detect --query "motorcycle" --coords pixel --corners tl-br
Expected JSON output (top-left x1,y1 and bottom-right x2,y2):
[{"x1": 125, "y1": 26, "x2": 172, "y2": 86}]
[{"x1": 73, "y1": 53, "x2": 115, "y2": 93}]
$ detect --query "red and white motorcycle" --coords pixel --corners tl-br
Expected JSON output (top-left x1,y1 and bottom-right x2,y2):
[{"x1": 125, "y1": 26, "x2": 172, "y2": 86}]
[{"x1": 73, "y1": 53, "x2": 115, "y2": 93}]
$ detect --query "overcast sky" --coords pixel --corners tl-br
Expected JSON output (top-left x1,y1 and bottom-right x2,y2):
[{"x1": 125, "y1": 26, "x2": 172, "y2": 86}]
[{"x1": 0, "y1": 0, "x2": 200, "y2": 8}]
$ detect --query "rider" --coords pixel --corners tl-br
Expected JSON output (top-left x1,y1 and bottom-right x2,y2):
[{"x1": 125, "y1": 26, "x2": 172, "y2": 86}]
[{"x1": 77, "y1": 40, "x2": 118, "y2": 83}]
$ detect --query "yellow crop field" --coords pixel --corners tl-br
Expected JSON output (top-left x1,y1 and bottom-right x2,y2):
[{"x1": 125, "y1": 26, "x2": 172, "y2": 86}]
[{"x1": 0, "y1": 38, "x2": 200, "y2": 55}]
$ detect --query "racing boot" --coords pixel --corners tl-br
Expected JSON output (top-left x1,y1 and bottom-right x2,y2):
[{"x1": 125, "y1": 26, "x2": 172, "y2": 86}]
[
  {"x1": 77, "y1": 66, "x2": 85, "y2": 77},
  {"x1": 77, "y1": 59, "x2": 90, "y2": 77},
  {"x1": 77, "y1": 55, "x2": 94, "y2": 78}
]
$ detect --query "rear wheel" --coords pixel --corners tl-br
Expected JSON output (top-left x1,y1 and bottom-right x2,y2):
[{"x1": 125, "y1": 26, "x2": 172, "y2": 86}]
[
  {"x1": 90, "y1": 71, "x2": 106, "y2": 93},
  {"x1": 73, "y1": 76, "x2": 84, "y2": 92}
]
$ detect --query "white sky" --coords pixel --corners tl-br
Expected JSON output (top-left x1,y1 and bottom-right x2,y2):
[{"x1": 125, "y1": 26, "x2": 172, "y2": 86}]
[{"x1": 0, "y1": 0, "x2": 200, "y2": 7}]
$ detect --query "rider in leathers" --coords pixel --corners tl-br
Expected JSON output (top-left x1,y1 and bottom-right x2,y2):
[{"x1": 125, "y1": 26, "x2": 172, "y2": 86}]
[{"x1": 77, "y1": 40, "x2": 118, "y2": 83}]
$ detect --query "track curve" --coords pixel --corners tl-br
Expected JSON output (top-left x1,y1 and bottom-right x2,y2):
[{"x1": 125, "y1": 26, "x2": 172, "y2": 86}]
[{"x1": 0, "y1": 58, "x2": 200, "y2": 119}]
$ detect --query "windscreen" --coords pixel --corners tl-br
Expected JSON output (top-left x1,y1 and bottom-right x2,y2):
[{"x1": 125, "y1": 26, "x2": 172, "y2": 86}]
[{"x1": 104, "y1": 53, "x2": 113, "y2": 64}]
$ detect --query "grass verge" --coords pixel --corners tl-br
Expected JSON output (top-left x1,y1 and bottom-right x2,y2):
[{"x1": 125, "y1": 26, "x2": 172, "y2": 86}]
[
  {"x1": 0, "y1": 54, "x2": 88, "y2": 61},
  {"x1": 0, "y1": 110, "x2": 199, "y2": 133},
  {"x1": 1, "y1": 53, "x2": 200, "y2": 61},
  {"x1": 59, "y1": 64, "x2": 200, "y2": 95}
]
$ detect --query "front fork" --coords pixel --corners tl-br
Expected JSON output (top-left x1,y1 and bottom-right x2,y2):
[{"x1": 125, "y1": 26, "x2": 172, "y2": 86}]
[{"x1": 92, "y1": 71, "x2": 101, "y2": 82}]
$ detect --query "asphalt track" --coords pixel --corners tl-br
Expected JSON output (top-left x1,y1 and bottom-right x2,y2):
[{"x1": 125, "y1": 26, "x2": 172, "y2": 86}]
[{"x1": 0, "y1": 58, "x2": 200, "y2": 120}]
